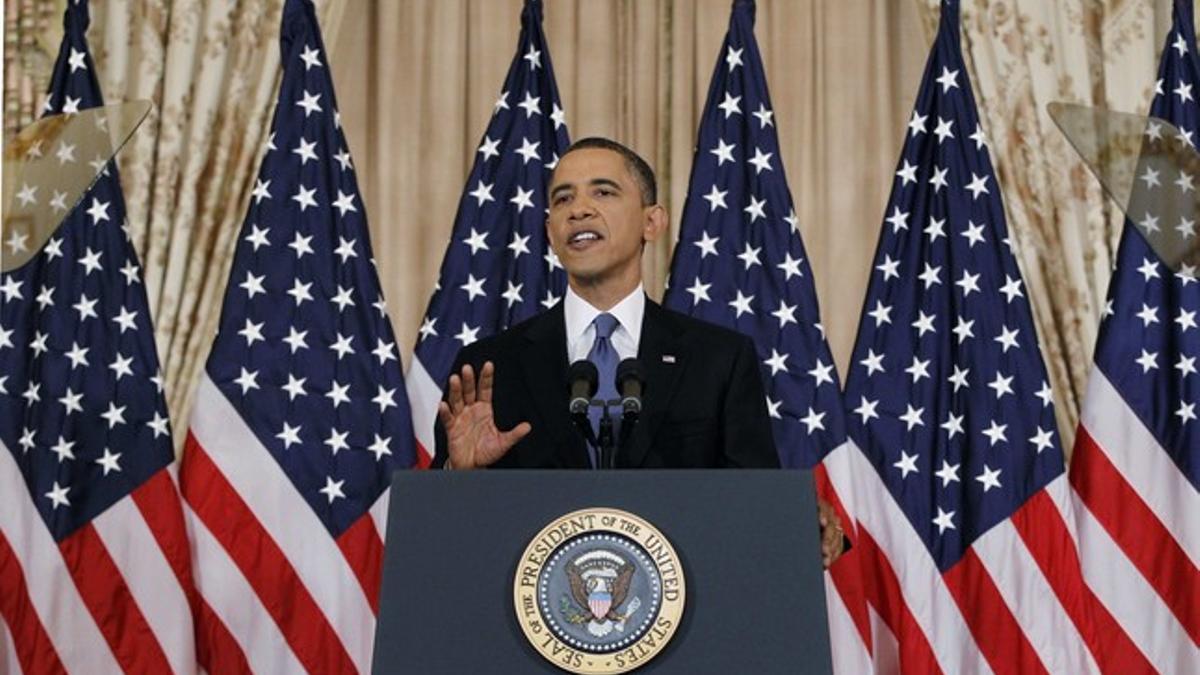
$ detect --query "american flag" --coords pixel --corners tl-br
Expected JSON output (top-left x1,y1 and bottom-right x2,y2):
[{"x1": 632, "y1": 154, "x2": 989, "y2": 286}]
[
  {"x1": 658, "y1": 2, "x2": 868, "y2": 670},
  {"x1": 0, "y1": 1, "x2": 197, "y2": 673},
  {"x1": 1068, "y1": 0, "x2": 1200, "y2": 670},
  {"x1": 179, "y1": 0, "x2": 417, "y2": 671},
  {"x1": 827, "y1": 1, "x2": 1107, "y2": 671},
  {"x1": 406, "y1": 0, "x2": 570, "y2": 464}
]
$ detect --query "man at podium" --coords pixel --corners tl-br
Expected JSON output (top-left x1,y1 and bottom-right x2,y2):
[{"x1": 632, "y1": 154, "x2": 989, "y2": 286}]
[{"x1": 433, "y1": 138, "x2": 844, "y2": 564}]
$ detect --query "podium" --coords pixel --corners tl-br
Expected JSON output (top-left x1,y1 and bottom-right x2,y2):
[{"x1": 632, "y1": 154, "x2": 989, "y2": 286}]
[{"x1": 373, "y1": 470, "x2": 833, "y2": 674}]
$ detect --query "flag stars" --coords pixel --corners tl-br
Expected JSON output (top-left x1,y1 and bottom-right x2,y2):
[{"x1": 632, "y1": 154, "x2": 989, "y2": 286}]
[
  {"x1": 45, "y1": 482, "x2": 71, "y2": 509},
  {"x1": 994, "y1": 325, "x2": 1020, "y2": 353},
  {"x1": 936, "y1": 460, "x2": 961, "y2": 487},
  {"x1": 1135, "y1": 349, "x2": 1158, "y2": 373},
  {"x1": 65, "y1": 341, "x2": 89, "y2": 369},
  {"x1": 551, "y1": 104, "x2": 566, "y2": 130},
  {"x1": 919, "y1": 263, "x2": 942, "y2": 289},
  {"x1": 744, "y1": 195, "x2": 767, "y2": 223},
  {"x1": 982, "y1": 420, "x2": 1008, "y2": 446},
  {"x1": 1178, "y1": 355, "x2": 1198, "y2": 378},
  {"x1": 510, "y1": 186, "x2": 535, "y2": 213},
  {"x1": 373, "y1": 385, "x2": 398, "y2": 413},
  {"x1": 905, "y1": 356, "x2": 931, "y2": 383},
  {"x1": 777, "y1": 254, "x2": 803, "y2": 280},
  {"x1": 933, "y1": 117, "x2": 955, "y2": 144},
  {"x1": 1140, "y1": 166, "x2": 1161, "y2": 189},
  {"x1": 725, "y1": 45, "x2": 744, "y2": 71},
  {"x1": 912, "y1": 311, "x2": 937, "y2": 337},
  {"x1": 515, "y1": 137, "x2": 541, "y2": 164},
  {"x1": 299, "y1": 44, "x2": 322, "y2": 70},
  {"x1": 948, "y1": 365, "x2": 970, "y2": 392},
  {"x1": 68, "y1": 47, "x2": 88, "y2": 72},
  {"x1": 772, "y1": 300, "x2": 798, "y2": 328},
  {"x1": 252, "y1": 179, "x2": 272, "y2": 203},
  {"x1": 694, "y1": 231, "x2": 720, "y2": 258},
  {"x1": 238, "y1": 319, "x2": 265, "y2": 347},
  {"x1": 470, "y1": 181, "x2": 495, "y2": 206},
  {"x1": 295, "y1": 89, "x2": 323, "y2": 116},
  {"x1": 1175, "y1": 80, "x2": 1194, "y2": 104},
  {"x1": 147, "y1": 412, "x2": 170, "y2": 438},
  {"x1": 320, "y1": 476, "x2": 346, "y2": 503},
  {"x1": 77, "y1": 247, "x2": 103, "y2": 275},
  {"x1": 245, "y1": 224, "x2": 271, "y2": 250},
  {"x1": 1177, "y1": 401, "x2": 1197, "y2": 424},
  {"x1": 334, "y1": 237, "x2": 358, "y2": 263},
  {"x1": 330, "y1": 333, "x2": 355, "y2": 359},
  {"x1": 517, "y1": 91, "x2": 542, "y2": 118},
  {"x1": 324, "y1": 428, "x2": 350, "y2": 455},
  {"x1": 718, "y1": 92, "x2": 742, "y2": 119},
  {"x1": 239, "y1": 271, "x2": 267, "y2": 299},
  {"x1": 61, "y1": 96, "x2": 81, "y2": 114},
  {"x1": 748, "y1": 147, "x2": 773, "y2": 174},
  {"x1": 877, "y1": 254, "x2": 901, "y2": 280},
  {"x1": 95, "y1": 449, "x2": 122, "y2": 476},
  {"x1": 1029, "y1": 427, "x2": 1054, "y2": 454},
  {"x1": 936, "y1": 66, "x2": 960, "y2": 93},
  {"x1": 233, "y1": 368, "x2": 260, "y2": 395},
  {"x1": 899, "y1": 404, "x2": 925, "y2": 430},
  {"x1": 896, "y1": 160, "x2": 918, "y2": 186},
  {"x1": 287, "y1": 279, "x2": 313, "y2": 306},
  {"x1": 460, "y1": 274, "x2": 487, "y2": 301},
  {"x1": 941, "y1": 412, "x2": 965, "y2": 440},
  {"x1": 50, "y1": 436, "x2": 75, "y2": 463},
  {"x1": 894, "y1": 451, "x2": 919, "y2": 478},
  {"x1": 277, "y1": 422, "x2": 303, "y2": 449},
  {"x1": 965, "y1": 173, "x2": 990, "y2": 199},
  {"x1": 1136, "y1": 303, "x2": 1159, "y2": 327},
  {"x1": 908, "y1": 111, "x2": 928, "y2": 136},
  {"x1": 16, "y1": 183, "x2": 40, "y2": 207},
  {"x1": 956, "y1": 270, "x2": 981, "y2": 298},
  {"x1": 373, "y1": 338, "x2": 398, "y2": 366},
  {"x1": 753, "y1": 103, "x2": 774, "y2": 128},
  {"x1": 800, "y1": 407, "x2": 826, "y2": 434},
  {"x1": 854, "y1": 396, "x2": 880, "y2": 424},
  {"x1": 932, "y1": 507, "x2": 956, "y2": 534},
  {"x1": 22, "y1": 382, "x2": 41, "y2": 404},
  {"x1": 502, "y1": 281, "x2": 524, "y2": 307},
  {"x1": 455, "y1": 322, "x2": 480, "y2": 346},
  {"x1": 728, "y1": 290, "x2": 755, "y2": 317},
  {"x1": 976, "y1": 465, "x2": 1003, "y2": 493},
  {"x1": 289, "y1": 232, "x2": 315, "y2": 259},
  {"x1": 55, "y1": 141, "x2": 77, "y2": 164},
  {"x1": 1174, "y1": 309, "x2": 1196, "y2": 333},
  {"x1": 703, "y1": 185, "x2": 729, "y2": 211},
  {"x1": 58, "y1": 388, "x2": 84, "y2": 415},
  {"x1": 291, "y1": 185, "x2": 318, "y2": 212},
  {"x1": 868, "y1": 300, "x2": 892, "y2": 326},
  {"x1": 808, "y1": 359, "x2": 835, "y2": 387},
  {"x1": 860, "y1": 349, "x2": 886, "y2": 376},
  {"x1": 988, "y1": 371, "x2": 1015, "y2": 399},
  {"x1": 524, "y1": 45, "x2": 542, "y2": 70},
  {"x1": 951, "y1": 317, "x2": 975, "y2": 344},
  {"x1": 282, "y1": 374, "x2": 307, "y2": 400},
  {"x1": 112, "y1": 306, "x2": 138, "y2": 334},
  {"x1": 686, "y1": 279, "x2": 712, "y2": 305},
  {"x1": 109, "y1": 353, "x2": 135, "y2": 380},
  {"x1": 292, "y1": 137, "x2": 318, "y2": 164},
  {"x1": 368, "y1": 434, "x2": 393, "y2": 461},
  {"x1": 929, "y1": 166, "x2": 950, "y2": 193},
  {"x1": 763, "y1": 349, "x2": 789, "y2": 376},
  {"x1": 737, "y1": 243, "x2": 762, "y2": 269}
]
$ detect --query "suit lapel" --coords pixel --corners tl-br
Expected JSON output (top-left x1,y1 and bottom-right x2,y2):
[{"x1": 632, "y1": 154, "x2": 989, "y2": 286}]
[
  {"x1": 623, "y1": 299, "x2": 687, "y2": 467},
  {"x1": 518, "y1": 303, "x2": 591, "y2": 468}
]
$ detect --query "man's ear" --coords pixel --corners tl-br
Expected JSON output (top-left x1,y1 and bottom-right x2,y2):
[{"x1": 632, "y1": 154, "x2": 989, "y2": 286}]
[{"x1": 642, "y1": 204, "x2": 668, "y2": 243}]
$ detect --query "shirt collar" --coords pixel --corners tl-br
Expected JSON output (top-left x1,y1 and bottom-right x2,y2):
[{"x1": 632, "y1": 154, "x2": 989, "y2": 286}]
[{"x1": 564, "y1": 282, "x2": 645, "y2": 346}]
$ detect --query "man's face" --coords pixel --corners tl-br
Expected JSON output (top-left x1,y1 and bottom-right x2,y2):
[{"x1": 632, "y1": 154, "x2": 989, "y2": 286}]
[{"x1": 546, "y1": 148, "x2": 659, "y2": 288}]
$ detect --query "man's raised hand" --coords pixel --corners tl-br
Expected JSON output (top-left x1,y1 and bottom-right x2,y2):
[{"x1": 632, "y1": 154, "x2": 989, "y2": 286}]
[{"x1": 437, "y1": 361, "x2": 532, "y2": 469}]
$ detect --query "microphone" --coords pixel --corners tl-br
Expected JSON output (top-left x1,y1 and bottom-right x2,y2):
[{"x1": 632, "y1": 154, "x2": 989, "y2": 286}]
[
  {"x1": 567, "y1": 360, "x2": 598, "y2": 415},
  {"x1": 616, "y1": 358, "x2": 646, "y2": 417}
]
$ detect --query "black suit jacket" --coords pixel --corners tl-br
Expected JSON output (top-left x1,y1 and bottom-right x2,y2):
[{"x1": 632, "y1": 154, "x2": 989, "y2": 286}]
[{"x1": 433, "y1": 298, "x2": 780, "y2": 469}]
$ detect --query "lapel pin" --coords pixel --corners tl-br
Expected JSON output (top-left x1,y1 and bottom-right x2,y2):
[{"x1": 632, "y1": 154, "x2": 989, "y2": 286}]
[{"x1": 662, "y1": 355, "x2": 676, "y2": 364}]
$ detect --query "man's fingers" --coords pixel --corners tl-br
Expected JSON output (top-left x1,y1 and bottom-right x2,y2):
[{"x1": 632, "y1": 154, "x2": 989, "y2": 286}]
[
  {"x1": 478, "y1": 361, "x2": 495, "y2": 404},
  {"x1": 461, "y1": 364, "x2": 477, "y2": 406},
  {"x1": 437, "y1": 401, "x2": 453, "y2": 428},
  {"x1": 500, "y1": 421, "x2": 533, "y2": 448},
  {"x1": 447, "y1": 374, "x2": 464, "y2": 415}
]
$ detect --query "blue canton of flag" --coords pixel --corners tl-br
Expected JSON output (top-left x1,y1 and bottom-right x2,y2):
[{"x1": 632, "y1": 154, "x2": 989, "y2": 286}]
[
  {"x1": 200, "y1": 0, "x2": 416, "y2": 538},
  {"x1": 842, "y1": 0, "x2": 1063, "y2": 570},
  {"x1": 0, "y1": 0, "x2": 174, "y2": 541},
  {"x1": 662, "y1": 0, "x2": 844, "y2": 469},
  {"x1": 408, "y1": 0, "x2": 570, "y2": 462},
  {"x1": 1094, "y1": 2, "x2": 1200, "y2": 490}
]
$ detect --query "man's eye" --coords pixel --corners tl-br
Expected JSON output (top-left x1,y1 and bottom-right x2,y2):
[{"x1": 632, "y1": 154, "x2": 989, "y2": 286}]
[{"x1": 554, "y1": 195, "x2": 570, "y2": 205}]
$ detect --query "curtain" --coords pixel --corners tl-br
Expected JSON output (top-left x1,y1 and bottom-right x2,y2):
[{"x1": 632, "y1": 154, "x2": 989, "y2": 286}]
[
  {"x1": 4, "y1": 0, "x2": 346, "y2": 449},
  {"x1": 4, "y1": 0, "x2": 1181, "y2": 453}
]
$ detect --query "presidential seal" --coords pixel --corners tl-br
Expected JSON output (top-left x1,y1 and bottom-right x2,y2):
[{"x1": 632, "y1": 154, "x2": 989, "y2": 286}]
[{"x1": 514, "y1": 508, "x2": 685, "y2": 674}]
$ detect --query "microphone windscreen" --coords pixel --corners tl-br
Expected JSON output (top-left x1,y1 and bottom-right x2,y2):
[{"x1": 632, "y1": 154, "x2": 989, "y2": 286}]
[{"x1": 567, "y1": 359, "x2": 599, "y2": 398}]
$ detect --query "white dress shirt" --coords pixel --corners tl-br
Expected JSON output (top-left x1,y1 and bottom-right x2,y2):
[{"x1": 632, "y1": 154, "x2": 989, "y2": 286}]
[{"x1": 564, "y1": 283, "x2": 644, "y2": 363}]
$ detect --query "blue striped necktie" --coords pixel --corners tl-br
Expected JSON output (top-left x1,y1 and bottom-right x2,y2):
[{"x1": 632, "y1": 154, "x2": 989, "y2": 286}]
[{"x1": 587, "y1": 313, "x2": 620, "y2": 466}]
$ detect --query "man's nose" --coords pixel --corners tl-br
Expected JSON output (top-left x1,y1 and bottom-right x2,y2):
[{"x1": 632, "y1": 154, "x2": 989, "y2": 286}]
[{"x1": 568, "y1": 198, "x2": 596, "y2": 220}]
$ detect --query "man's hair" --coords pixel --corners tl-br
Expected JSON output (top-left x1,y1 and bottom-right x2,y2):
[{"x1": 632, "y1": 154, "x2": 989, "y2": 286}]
[{"x1": 558, "y1": 137, "x2": 657, "y2": 206}]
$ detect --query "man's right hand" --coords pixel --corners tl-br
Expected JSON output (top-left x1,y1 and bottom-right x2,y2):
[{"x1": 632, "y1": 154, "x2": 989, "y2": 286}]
[{"x1": 437, "y1": 361, "x2": 532, "y2": 470}]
